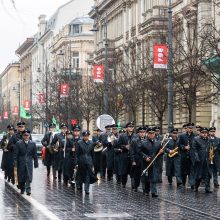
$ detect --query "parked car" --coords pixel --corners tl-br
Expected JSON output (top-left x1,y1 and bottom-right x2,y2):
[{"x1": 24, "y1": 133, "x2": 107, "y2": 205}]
[{"x1": 32, "y1": 134, "x2": 44, "y2": 156}]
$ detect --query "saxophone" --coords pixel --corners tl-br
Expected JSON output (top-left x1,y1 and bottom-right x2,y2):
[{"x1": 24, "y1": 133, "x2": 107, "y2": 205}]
[
  {"x1": 168, "y1": 146, "x2": 179, "y2": 158},
  {"x1": 209, "y1": 143, "x2": 214, "y2": 165}
]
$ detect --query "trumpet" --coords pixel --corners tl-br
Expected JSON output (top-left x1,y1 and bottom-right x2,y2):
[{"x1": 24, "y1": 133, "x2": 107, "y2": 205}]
[
  {"x1": 168, "y1": 147, "x2": 179, "y2": 158},
  {"x1": 209, "y1": 143, "x2": 214, "y2": 165},
  {"x1": 107, "y1": 133, "x2": 118, "y2": 143}
]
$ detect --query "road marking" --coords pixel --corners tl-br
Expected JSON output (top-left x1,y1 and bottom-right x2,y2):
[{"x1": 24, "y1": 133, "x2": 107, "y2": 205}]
[
  {"x1": 84, "y1": 213, "x2": 132, "y2": 218},
  {"x1": 0, "y1": 172, "x2": 60, "y2": 220},
  {"x1": 160, "y1": 197, "x2": 220, "y2": 219}
]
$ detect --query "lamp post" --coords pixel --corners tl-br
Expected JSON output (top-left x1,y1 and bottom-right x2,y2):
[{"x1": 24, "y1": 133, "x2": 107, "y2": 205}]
[
  {"x1": 167, "y1": 0, "x2": 174, "y2": 132},
  {"x1": 12, "y1": 82, "x2": 21, "y2": 121},
  {"x1": 90, "y1": 11, "x2": 109, "y2": 114}
]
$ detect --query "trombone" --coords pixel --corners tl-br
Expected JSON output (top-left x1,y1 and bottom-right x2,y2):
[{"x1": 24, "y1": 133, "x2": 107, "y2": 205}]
[{"x1": 141, "y1": 134, "x2": 171, "y2": 177}]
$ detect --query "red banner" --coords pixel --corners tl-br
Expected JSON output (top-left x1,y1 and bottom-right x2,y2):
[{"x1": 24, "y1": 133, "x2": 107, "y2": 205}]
[
  {"x1": 60, "y1": 83, "x2": 69, "y2": 98},
  {"x1": 3, "y1": 111, "x2": 8, "y2": 119},
  {"x1": 94, "y1": 65, "x2": 104, "y2": 83},
  {"x1": 12, "y1": 106, "x2": 19, "y2": 115},
  {"x1": 38, "y1": 93, "x2": 45, "y2": 104},
  {"x1": 71, "y1": 119, "x2": 77, "y2": 125},
  {"x1": 24, "y1": 100, "x2": 30, "y2": 111},
  {"x1": 154, "y1": 44, "x2": 168, "y2": 69}
]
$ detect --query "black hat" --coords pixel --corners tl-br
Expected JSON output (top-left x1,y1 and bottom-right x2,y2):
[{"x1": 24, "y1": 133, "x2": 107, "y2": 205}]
[
  {"x1": 111, "y1": 124, "x2": 118, "y2": 128},
  {"x1": 49, "y1": 123, "x2": 56, "y2": 128},
  {"x1": 105, "y1": 125, "x2": 111, "y2": 129},
  {"x1": 60, "y1": 123, "x2": 67, "y2": 129},
  {"x1": 137, "y1": 126, "x2": 146, "y2": 132},
  {"x1": 22, "y1": 129, "x2": 31, "y2": 135},
  {"x1": 82, "y1": 130, "x2": 90, "y2": 136},
  {"x1": 171, "y1": 128, "x2": 178, "y2": 133},
  {"x1": 17, "y1": 121, "x2": 25, "y2": 126},
  {"x1": 200, "y1": 127, "x2": 209, "y2": 132},
  {"x1": 147, "y1": 127, "x2": 155, "y2": 133},
  {"x1": 7, "y1": 124, "x2": 14, "y2": 130},
  {"x1": 96, "y1": 128, "x2": 102, "y2": 132},
  {"x1": 186, "y1": 123, "x2": 194, "y2": 128},
  {"x1": 126, "y1": 122, "x2": 134, "y2": 128},
  {"x1": 154, "y1": 126, "x2": 160, "y2": 130},
  {"x1": 209, "y1": 127, "x2": 216, "y2": 132},
  {"x1": 182, "y1": 124, "x2": 187, "y2": 128},
  {"x1": 73, "y1": 124, "x2": 81, "y2": 131}
]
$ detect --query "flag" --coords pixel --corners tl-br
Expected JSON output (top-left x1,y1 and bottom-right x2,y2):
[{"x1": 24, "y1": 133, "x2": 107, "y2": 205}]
[
  {"x1": 52, "y1": 115, "x2": 60, "y2": 132},
  {"x1": 20, "y1": 106, "x2": 31, "y2": 119}
]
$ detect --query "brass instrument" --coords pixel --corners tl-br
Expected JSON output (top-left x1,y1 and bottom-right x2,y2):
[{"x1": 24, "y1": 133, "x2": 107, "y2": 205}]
[
  {"x1": 168, "y1": 147, "x2": 179, "y2": 158},
  {"x1": 3, "y1": 138, "x2": 9, "y2": 152},
  {"x1": 94, "y1": 141, "x2": 103, "y2": 152},
  {"x1": 107, "y1": 133, "x2": 118, "y2": 144},
  {"x1": 209, "y1": 143, "x2": 214, "y2": 165},
  {"x1": 49, "y1": 140, "x2": 59, "y2": 154}
]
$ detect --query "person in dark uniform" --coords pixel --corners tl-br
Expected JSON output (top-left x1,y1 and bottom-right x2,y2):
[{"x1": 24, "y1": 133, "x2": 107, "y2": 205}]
[
  {"x1": 165, "y1": 128, "x2": 182, "y2": 187},
  {"x1": 75, "y1": 130, "x2": 97, "y2": 194},
  {"x1": 69, "y1": 124, "x2": 81, "y2": 186},
  {"x1": 62, "y1": 130, "x2": 74, "y2": 185},
  {"x1": 179, "y1": 122, "x2": 196, "y2": 189},
  {"x1": 182, "y1": 124, "x2": 187, "y2": 133},
  {"x1": 193, "y1": 127, "x2": 216, "y2": 193},
  {"x1": 130, "y1": 126, "x2": 146, "y2": 192},
  {"x1": 0, "y1": 125, "x2": 15, "y2": 183},
  {"x1": 100, "y1": 125, "x2": 111, "y2": 179},
  {"x1": 209, "y1": 126, "x2": 220, "y2": 188},
  {"x1": 14, "y1": 129, "x2": 38, "y2": 195},
  {"x1": 196, "y1": 126, "x2": 202, "y2": 136},
  {"x1": 51, "y1": 123, "x2": 67, "y2": 182},
  {"x1": 92, "y1": 128, "x2": 103, "y2": 178},
  {"x1": 106, "y1": 124, "x2": 118, "y2": 181},
  {"x1": 116, "y1": 122, "x2": 135, "y2": 188},
  {"x1": 138, "y1": 127, "x2": 163, "y2": 197},
  {"x1": 155, "y1": 126, "x2": 163, "y2": 183},
  {"x1": 41, "y1": 123, "x2": 56, "y2": 177}
]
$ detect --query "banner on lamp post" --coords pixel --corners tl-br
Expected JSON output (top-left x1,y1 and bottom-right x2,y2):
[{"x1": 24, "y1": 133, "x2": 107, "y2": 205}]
[
  {"x1": 3, "y1": 111, "x2": 8, "y2": 119},
  {"x1": 12, "y1": 106, "x2": 19, "y2": 115},
  {"x1": 94, "y1": 65, "x2": 104, "y2": 83},
  {"x1": 38, "y1": 93, "x2": 45, "y2": 104},
  {"x1": 60, "y1": 83, "x2": 69, "y2": 98},
  {"x1": 24, "y1": 100, "x2": 30, "y2": 111},
  {"x1": 153, "y1": 44, "x2": 168, "y2": 69},
  {"x1": 71, "y1": 119, "x2": 77, "y2": 125}
]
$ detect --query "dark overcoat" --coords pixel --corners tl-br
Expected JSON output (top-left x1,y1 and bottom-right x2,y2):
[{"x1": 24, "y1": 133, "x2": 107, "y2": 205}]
[
  {"x1": 75, "y1": 140, "x2": 97, "y2": 184},
  {"x1": 14, "y1": 140, "x2": 38, "y2": 183},
  {"x1": 179, "y1": 132, "x2": 196, "y2": 175},
  {"x1": 116, "y1": 132, "x2": 135, "y2": 176},
  {"x1": 165, "y1": 138, "x2": 181, "y2": 177},
  {"x1": 138, "y1": 138, "x2": 161, "y2": 183},
  {"x1": 92, "y1": 135, "x2": 102, "y2": 173},
  {"x1": 41, "y1": 132, "x2": 54, "y2": 167},
  {"x1": 51, "y1": 132, "x2": 66, "y2": 171},
  {"x1": 192, "y1": 136, "x2": 213, "y2": 179}
]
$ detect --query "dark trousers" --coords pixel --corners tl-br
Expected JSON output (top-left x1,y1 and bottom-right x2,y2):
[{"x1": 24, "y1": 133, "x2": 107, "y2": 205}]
[
  {"x1": 213, "y1": 164, "x2": 218, "y2": 184},
  {"x1": 101, "y1": 152, "x2": 107, "y2": 178},
  {"x1": 76, "y1": 170, "x2": 90, "y2": 192},
  {"x1": 130, "y1": 165, "x2": 142, "y2": 189}
]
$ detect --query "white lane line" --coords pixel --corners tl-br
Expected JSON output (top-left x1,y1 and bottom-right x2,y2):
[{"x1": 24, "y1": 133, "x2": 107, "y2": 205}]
[
  {"x1": 84, "y1": 213, "x2": 132, "y2": 218},
  {"x1": 0, "y1": 172, "x2": 60, "y2": 220}
]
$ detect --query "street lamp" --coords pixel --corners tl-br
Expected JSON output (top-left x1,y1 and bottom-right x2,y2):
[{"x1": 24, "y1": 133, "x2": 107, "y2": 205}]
[
  {"x1": 167, "y1": 0, "x2": 174, "y2": 132},
  {"x1": 90, "y1": 12, "x2": 109, "y2": 114},
  {"x1": 12, "y1": 82, "x2": 21, "y2": 121}
]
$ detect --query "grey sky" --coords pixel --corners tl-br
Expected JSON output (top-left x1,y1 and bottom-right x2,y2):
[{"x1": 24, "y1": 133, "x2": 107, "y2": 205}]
[{"x1": 0, "y1": 0, "x2": 90, "y2": 73}]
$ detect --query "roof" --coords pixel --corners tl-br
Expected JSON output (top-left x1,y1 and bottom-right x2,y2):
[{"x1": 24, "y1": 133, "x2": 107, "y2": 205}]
[
  {"x1": 70, "y1": 16, "x2": 93, "y2": 25},
  {"x1": 15, "y1": 38, "x2": 34, "y2": 56}
]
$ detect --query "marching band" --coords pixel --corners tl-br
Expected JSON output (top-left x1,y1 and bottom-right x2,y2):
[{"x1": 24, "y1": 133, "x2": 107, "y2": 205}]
[{"x1": 1, "y1": 120, "x2": 220, "y2": 197}]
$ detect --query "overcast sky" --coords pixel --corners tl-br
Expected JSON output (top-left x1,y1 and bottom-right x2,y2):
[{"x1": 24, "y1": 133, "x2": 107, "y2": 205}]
[{"x1": 0, "y1": 0, "x2": 92, "y2": 73}]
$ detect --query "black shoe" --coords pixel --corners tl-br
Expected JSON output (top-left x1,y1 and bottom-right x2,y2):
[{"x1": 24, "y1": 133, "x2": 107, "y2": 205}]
[
  {"x1": 26, "y1": 192, "x2": 31, "y2": 196},
  {"x1": 53, "y1": 176, "x2": 57, "y2": 179},
  {"x1": 152, "y1": 193, "x2": 159, "y2": 198},
  {"x1": 177, "y1": 183, "x2": 183, "y2": 188},
  {"x1": 191, "y1": 185, "x2": 195, "y2": 190},
  {"x1": 134, "y1": 188, "x2": 138, "y2": 192},
  {"x1": 214, "y1": 183, "x2": 219, "y2": 188},
  {"x1": 77, "y1": 187, "x2": 82, "y2": 192},
  {"x1": 145, "y1": 192, "x2": 149, "y2": 196},
  {"x1": 85, "y1": 191, "x2": 90, "y2": 195},
  {"x1": 20, "y1": 190, "x2": 24, "y2": 194},
  {"x1": 205, "y1": 189, "x2": 212, "y2": 193},
  {"x1": 122, "y1": 185, "x2": 126, "y2": 188}
]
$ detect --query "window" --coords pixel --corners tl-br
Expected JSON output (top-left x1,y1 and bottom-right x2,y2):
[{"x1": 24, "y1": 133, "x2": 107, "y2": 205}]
[
  {"x1": 71, "y1": 24, "x2": 82, "y2": 35},
  {"x1": 72, "y1": 52, "x2": 79, "y2": 69}
]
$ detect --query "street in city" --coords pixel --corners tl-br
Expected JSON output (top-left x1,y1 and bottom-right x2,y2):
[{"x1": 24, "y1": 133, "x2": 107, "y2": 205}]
[{"x1": 0, "y1": 151, "x2": 220, "y2": 220}]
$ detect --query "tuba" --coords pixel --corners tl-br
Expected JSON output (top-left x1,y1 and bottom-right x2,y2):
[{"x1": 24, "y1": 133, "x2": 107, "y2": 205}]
[
  {"x1": 94, "y1": 141, "x2": 103, "y2": 152},
  {"x1": 168, "y1": 146, "x2": 179, "y2": 158},
  {"x1": 209, "y1": 143, "x2": 214, "y2": 165}
]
